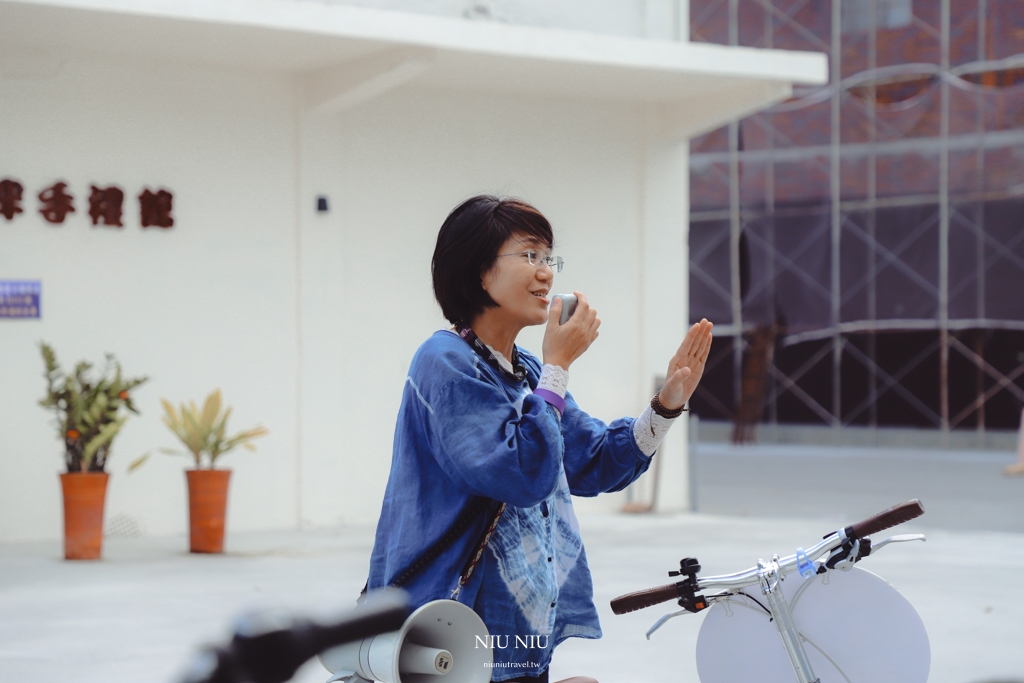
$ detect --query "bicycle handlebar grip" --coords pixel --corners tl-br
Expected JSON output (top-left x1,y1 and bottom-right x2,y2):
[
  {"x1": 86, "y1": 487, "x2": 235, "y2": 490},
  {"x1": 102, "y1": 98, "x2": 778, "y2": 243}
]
[
  {"x1": 848, "y1": 499, "x2": 924, "y2": 539},
  {"x1": 610, "y1": 583, "x2": 681, "y2": 615}
]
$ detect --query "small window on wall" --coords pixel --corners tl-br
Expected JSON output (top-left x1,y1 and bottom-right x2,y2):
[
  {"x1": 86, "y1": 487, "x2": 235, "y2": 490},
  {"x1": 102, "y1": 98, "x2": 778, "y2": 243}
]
[{"x1": 842, "y1": 0, "x2": 913, "y2": 34}]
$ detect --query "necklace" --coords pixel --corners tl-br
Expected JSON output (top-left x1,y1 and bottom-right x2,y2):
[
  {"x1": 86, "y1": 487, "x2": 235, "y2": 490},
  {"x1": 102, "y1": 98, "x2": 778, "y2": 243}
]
[{"x1": 454, "y1": 323, "x2": 527, "y2": 383}]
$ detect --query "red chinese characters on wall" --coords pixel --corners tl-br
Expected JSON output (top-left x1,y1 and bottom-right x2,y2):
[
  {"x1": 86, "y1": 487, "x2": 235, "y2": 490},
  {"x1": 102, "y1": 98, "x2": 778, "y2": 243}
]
[
  {"x1": 38, "y1": 182, "x2": 75, "y2": 224},
  {"x1": 0, "y1": 177, "x2": 173, "y2": 229},
  {"x1": 0, "y1": 179, "x2": 24, "y2": 221},
  {"x1": 139, "y1": 189, "x2": 173, "y2": 229},
  {"x1": 88, "y1": 185, "x2": 125, "y2": 227}
]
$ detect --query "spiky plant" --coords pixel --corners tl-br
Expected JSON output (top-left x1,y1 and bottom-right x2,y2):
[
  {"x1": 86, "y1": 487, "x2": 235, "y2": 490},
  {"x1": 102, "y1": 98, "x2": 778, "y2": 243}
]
[
  {"x1": 39, "y1": 343, "x2": 148, "y2": 472},
  {"x1": 130, "y1": 389, "x2": 267, "y2": 471}
]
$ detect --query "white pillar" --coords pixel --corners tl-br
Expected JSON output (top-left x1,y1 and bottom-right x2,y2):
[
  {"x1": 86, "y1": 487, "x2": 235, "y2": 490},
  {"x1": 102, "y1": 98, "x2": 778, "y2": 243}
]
[{"x1": 638, "y1": 117, "x2": 690, "y2": 512}]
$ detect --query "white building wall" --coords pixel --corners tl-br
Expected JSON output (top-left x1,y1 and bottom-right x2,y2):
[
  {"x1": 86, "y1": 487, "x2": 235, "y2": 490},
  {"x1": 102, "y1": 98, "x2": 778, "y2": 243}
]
[
  {"x1": 0, "y1": 56, "x2": 302, "y2": 540},
  {"x1": 319, "y1": 0, "x2": 688, "y2": 40},
  {"x1": 296, "y1": 88, "x2": 680, "y2": 525},
  {"x1": 0, "y1": 3, "x2": 699, "y2": 541}
]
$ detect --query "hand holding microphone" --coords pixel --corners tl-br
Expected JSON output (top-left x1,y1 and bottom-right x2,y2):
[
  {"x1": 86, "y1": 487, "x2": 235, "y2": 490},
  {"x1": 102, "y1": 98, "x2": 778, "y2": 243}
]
[{"x1": 542, "y1": 291, "x2": 600, "y2": 371}]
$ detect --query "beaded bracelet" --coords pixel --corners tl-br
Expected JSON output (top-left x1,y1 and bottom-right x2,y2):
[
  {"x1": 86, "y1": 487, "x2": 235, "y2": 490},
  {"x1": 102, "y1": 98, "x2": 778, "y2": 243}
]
[{"x1": 651, "y1": 391, "x2": 687, "y2": 419}]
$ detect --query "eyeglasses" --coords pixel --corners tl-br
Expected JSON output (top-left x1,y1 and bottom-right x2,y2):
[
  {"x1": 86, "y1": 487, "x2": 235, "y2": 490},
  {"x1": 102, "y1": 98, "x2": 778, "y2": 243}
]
[{"x1": 497, "y1": 250, "x2": 564, "y2": 273}]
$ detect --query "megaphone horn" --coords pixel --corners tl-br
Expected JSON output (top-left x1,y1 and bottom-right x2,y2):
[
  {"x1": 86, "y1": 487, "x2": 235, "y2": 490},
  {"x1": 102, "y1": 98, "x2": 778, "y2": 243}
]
[{"x1": 320, "y1": 600, "x2": 492, "y2": 683}]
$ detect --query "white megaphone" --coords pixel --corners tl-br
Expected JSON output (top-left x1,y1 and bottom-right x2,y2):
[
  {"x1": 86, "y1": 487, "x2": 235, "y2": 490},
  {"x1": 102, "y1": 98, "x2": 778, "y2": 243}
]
[{"x1": 319, "y1": 600, "x2": 492, "y2": 683}]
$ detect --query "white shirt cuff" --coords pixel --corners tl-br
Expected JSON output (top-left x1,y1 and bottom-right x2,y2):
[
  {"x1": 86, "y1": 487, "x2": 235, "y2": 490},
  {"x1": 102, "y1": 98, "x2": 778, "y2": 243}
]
[
  {"x1": 632, "y1": 405, "x2": 678, "y2": 457},
  {"x1": 537, "y1": 364, "x2": 569, "y2": 398}
]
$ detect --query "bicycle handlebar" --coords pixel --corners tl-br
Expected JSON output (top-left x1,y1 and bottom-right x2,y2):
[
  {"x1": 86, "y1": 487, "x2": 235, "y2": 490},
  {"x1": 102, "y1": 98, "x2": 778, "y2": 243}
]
[
  {"x1": 610, "y1": 500, "x2": 925, "y2": 615},
  {"x1": 611, "y1": 583, "x2": 681, "y2": 615},
  {"x1": 847, "y1": 499, "x2": 924, "y2": 539}
]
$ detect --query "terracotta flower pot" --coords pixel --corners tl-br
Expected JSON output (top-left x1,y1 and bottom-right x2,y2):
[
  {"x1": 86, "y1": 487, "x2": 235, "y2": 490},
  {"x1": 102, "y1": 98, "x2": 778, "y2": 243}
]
[
  {"x1": 60, "y1": 472, "x2": 109, "y2": 560},
  {"x1": 186, "y1": 469, "x2": 231, "y2": 553}
]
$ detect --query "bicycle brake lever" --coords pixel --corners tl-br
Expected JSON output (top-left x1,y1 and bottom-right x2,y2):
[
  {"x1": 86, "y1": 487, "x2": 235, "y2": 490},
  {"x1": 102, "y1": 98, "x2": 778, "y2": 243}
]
[
  {"x1": 871, "y1": 533, "x2": 926, "y2": 552},
  {"x1": 830, "y1": 538, "x2": 860, "y2": 571},
  {"x1": 822, "y1": 533, "x2": 926, "y2": 573},
  {"x1": 646, "y1": 609, "x2": 688, "y2": 640}
]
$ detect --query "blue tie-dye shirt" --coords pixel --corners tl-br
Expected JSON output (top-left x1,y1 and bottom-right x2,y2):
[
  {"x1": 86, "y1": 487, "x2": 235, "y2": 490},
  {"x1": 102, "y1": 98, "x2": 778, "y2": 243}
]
[{"x1": 367, "y1": 331, "x2": 652, "y2": 679}]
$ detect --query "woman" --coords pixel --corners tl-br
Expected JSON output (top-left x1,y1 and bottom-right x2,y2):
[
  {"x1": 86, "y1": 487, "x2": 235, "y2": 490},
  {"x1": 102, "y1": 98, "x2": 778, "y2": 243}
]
[{"x1": 367, "y1": 195, "x2": 713, "y2": 683}]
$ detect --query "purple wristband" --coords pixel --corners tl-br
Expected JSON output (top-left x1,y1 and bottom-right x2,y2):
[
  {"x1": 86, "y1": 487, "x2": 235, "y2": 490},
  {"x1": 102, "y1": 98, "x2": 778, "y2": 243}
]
[{"x1": 533, "y1": 388, "x2": 566, "y2": 416}]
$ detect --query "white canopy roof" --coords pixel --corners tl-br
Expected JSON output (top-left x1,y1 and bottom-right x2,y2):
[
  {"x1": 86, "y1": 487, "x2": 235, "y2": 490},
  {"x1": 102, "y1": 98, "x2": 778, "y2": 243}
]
[{"x1": 1, "y1": 0, "x2": 828, "y2": 134}]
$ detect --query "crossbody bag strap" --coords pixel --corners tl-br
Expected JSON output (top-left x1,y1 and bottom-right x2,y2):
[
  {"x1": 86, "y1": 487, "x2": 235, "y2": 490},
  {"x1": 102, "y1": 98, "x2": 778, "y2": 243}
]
[
  {"x1": 450, "y1": 501, "x2": 507, "y2": 601},
  {"x1": 358, "y1": 497, "x2": 504, "y2": 604}
]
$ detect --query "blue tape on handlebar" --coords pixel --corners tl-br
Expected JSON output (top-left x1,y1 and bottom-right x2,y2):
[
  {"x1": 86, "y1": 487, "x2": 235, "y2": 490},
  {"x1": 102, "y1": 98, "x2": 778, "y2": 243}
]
[{"x1": 795, "y1": 548, "x2": 815, "y2": 579}]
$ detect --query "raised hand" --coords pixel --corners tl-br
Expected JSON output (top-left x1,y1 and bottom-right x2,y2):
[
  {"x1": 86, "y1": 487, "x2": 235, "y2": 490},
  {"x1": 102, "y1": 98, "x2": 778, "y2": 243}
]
[{"x1": 657, "y1": 319, "x2": 714, "y2": 411}]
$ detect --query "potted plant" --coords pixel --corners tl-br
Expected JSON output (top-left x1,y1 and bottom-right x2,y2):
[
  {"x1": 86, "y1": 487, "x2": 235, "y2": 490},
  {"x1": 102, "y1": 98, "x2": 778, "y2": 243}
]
[
  {"x1": 131, "y1": 389, "x2": 267, "y2": 553},
  {"x1": 39, "y1": 343, "x2": 148, "y2": 560}
]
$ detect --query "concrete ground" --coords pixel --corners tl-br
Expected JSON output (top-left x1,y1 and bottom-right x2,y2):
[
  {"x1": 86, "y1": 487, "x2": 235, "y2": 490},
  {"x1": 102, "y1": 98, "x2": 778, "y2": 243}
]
[
  {"x1": 691, "y1": 442, "x2": 1024, "y2": 534},
  {"x1": 2, "y1": 442, "x2": 1024, "y2": 683}
]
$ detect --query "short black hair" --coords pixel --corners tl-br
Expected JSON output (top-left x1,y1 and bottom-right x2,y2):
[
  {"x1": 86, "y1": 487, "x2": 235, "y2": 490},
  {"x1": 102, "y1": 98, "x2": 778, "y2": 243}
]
[{"x1": 432, "y1": 195, "x2": 554, "y2": 325}]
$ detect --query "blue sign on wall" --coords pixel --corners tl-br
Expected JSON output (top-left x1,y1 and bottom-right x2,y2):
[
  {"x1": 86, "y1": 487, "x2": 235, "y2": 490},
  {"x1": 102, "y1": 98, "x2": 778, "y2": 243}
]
[{"x1": 0, "y1": 281, "x2": 41, "y2": 319}]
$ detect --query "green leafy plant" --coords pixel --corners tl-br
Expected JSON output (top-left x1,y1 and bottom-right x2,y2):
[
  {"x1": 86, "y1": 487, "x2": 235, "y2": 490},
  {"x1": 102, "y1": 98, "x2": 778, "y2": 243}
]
[
  {"x1": 39, "y1": 342, "x2": 148, "y2": 472},
  {"x1": 130, "y1": 389, "x2": 267, "y2": 471}
]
